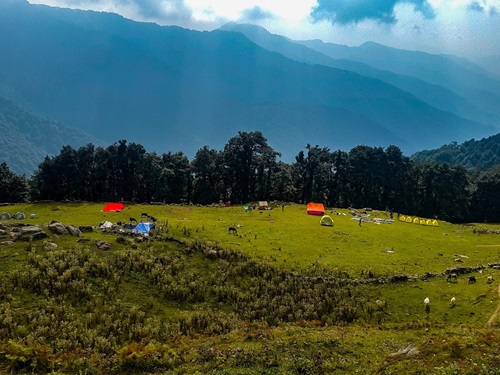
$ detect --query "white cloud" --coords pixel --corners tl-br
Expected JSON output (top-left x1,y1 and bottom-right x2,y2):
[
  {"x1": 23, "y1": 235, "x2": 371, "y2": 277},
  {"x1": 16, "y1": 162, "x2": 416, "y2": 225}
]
[{"x1": 182, "y1": 0, "x2": 316, "y2": 21}]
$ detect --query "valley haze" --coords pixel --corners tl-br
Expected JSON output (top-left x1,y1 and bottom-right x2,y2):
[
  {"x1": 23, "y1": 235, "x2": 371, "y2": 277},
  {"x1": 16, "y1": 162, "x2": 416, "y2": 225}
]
[{"x1": 0, "y1": 0, "x2": 499, "y2": 175}]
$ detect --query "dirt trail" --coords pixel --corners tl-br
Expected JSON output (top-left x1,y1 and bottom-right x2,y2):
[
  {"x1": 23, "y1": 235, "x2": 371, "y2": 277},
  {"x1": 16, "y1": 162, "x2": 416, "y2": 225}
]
[{"x1": 486, "y1": 284, "x2": 500, "y2": 327}]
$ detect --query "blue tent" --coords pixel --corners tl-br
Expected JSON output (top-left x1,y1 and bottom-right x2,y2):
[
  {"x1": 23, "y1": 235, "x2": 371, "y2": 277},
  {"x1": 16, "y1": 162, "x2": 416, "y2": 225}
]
[{"x1": 132, "y1": 222, "x2": 154, "y2": 234}]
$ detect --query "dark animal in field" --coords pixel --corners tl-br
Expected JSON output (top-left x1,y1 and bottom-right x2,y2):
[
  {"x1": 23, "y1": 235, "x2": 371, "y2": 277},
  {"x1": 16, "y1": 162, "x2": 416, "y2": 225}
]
[
  {"x1": 141, "y1": 212, "x2": 149, "y2": 217},
  {"x1": 116, "y1": 221, "x2": 123, "y2": 226},
  {"x1": 148, "y1": 215, "x2": 157, "y2": 222},
  {"x1": 228, "y1": 226, "x2": 238, "y2": 234},
  {"x1": 468, "y1": 276, "x2": 476, "y2": 284},
  {"x1": 130, "y1": 217, "x2": 137, "y2": 223},
  {"x1": 447, "y1": 273, "x2": 458, "y2": 282}
]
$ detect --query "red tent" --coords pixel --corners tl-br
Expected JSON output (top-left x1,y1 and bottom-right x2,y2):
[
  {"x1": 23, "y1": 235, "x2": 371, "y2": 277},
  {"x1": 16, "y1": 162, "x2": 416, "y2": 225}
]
[
  {"x1": 307, "y1": 202, "x2": 325, "y2": 215},
  {"x1": 103, "y1": 202, "x2": 124, "y2": 212}
]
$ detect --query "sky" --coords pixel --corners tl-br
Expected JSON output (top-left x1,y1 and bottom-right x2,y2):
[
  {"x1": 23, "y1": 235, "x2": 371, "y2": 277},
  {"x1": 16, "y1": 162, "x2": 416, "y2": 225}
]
[{"x1": 27, "y1": 0, "x2": 500, "y2": 58}]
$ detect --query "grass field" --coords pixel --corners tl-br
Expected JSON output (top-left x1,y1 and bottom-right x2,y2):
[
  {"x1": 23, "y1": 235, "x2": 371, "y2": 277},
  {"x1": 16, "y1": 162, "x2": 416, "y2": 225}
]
[
  {"x1": 5, "y1": 202, "x2": 499, "y2": 275},
  {"x1": 0, "y1": 202, "x2": 499, "y2": 374}
]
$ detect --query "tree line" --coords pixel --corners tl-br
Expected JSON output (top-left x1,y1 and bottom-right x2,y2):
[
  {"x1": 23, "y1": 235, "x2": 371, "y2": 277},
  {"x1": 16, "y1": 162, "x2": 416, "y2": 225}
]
[{"x1": 1, "y1": 132, "x2": 499, "y2": 223}]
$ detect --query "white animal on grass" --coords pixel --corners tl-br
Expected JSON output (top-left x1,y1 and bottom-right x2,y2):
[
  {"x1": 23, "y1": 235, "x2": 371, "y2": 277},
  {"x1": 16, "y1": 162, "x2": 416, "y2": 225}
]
[
  {"x1": 487, "y1": 276, "x2": 494, "y2": 284},
  {"x1": 450, "y1": 297, "x2": 456, "y2": 307},
  {"x1": 424, "y1": 297, "x2": 430, "y2": 305}
]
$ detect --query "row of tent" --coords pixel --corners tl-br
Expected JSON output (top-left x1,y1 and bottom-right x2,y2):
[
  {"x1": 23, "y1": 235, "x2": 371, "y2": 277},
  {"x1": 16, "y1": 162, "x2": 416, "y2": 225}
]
[
  {"x1": 1, "y1": 212, "x2": 27, "y2": 220},
  {"x1": 307, "y1": 203, "x2": 438, "y2": 227},
  {"x1": 399, "y1": 215, "x2": 439, "y2": 226}
]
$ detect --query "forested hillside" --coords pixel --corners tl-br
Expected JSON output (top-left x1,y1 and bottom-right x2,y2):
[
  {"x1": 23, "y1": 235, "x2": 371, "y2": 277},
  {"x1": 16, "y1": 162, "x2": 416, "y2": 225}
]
[
  {"x1": 1, "y1": 132, "x2": 499, "y2": 223},
  {"x1": 411, "y1": 133, "x2": 500, "y2": 169},
  {"x1": 0, "y1": 96, "x2": 103, "y2": 175}
]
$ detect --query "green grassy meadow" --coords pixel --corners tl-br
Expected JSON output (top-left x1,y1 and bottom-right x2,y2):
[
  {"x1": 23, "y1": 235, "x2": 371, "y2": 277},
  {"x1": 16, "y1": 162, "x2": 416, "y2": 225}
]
[
  {"x1": 6, "y1": 202, "x2": 498, "y2": 276},
  {"x1": 0, "y1": 202, "x2": 499, "y2": 374}
]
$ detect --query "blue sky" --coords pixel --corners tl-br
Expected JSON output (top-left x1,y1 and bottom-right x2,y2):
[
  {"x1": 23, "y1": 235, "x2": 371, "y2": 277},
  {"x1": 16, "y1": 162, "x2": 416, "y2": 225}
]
[{"x1": 28, "y1": 0, "x2": 500, "y2": 58}]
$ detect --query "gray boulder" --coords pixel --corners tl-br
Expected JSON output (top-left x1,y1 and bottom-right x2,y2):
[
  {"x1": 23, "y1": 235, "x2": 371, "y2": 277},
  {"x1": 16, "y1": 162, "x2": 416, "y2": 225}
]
[
  {"x1": 65, "y1": 225, "x2": 83, "y2": 237},
  {"x1": 16, "y1": 225, "x2": 48, "y2": 241},
  {"x1": 48, "y1": 222, "x2": 68, "y2": 235},
  {"x1": 95, "y1": 240, "x2": 111, "y2": 251}
]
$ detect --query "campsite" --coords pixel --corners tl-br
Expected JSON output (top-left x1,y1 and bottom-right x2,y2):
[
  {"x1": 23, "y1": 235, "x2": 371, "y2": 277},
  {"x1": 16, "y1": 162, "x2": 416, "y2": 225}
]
[{"x1": 0, "y1": 201, "x2": 499, "y2": 374}]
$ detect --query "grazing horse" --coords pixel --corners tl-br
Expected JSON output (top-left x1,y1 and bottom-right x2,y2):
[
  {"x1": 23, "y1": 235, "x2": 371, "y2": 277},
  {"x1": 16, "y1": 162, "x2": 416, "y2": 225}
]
[
  {"x1": 130, "y1": 217, "x2": 137, "y2": 223},
  {"x1": 228, "y1": 226, "x2": 238, "y2": 235},
  {"x1": 468, "y1": 276, "x2": 476, "y2": 284},
  {"x1": 447, "y1": 273, "x2": 458, "y2": 282}
]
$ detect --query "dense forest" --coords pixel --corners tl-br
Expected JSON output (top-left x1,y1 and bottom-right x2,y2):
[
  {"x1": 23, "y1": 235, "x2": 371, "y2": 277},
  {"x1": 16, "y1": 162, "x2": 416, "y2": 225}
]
[
  {"x1": 411, "y1": 133, "x2": 500, "y2": 169},
  {"x1": 1, "y1": 131, "x2": 499, "y2": 223}
]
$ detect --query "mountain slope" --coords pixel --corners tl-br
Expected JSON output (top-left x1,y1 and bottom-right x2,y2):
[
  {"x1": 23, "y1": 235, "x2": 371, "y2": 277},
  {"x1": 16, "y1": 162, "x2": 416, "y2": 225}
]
[
  {"x1": 0, "y1": 0, "x2": 497, "y2": 161},
  {"x1": 0, "y1": 96, "x2": 103, "y2": 175},
  {"x1": 474, "y1": 55, "x2": 500, "y2": 77},
  {"x1": 298, "y1": 39, "x2": 500, "y2": 122},
  {"x1": 411, "y1": 133, "x2": 500, "y2": 169}
]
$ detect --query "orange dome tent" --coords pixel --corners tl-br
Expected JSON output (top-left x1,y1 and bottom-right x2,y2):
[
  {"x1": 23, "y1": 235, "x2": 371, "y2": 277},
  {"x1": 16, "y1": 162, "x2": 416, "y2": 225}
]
[{"x1": 307, "y1": 202, "x2": 325, "y2": 215}]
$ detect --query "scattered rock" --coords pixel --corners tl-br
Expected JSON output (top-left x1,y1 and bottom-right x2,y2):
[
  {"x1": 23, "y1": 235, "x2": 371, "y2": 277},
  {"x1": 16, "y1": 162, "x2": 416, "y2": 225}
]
[
  {"x1": 389, "y1": 344, "x2": 420, "y2": 357},
  {"x1": 48, "y1": 222, "x2": 68, "y2": 235},
  {"x1": 16, "y1": 225, "x2": 48, "y2": 241},
  {"x1": 79, "y1": 225, "x2": 94, "y2": 233},
  {"x1": 65, "y1": 225, "x2": 83, "y2": 237},
  {"x1": 95, "y1": 240, "x2": 111, "y2": 250},
  {"x1": 389, "y1": 274, "x2": 408, "y2": 283}
]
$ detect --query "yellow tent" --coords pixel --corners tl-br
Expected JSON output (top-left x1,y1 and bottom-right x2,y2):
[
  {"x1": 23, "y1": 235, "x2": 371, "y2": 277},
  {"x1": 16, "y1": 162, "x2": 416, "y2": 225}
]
[
  {"x1": 406, "y1": 216, "x2": 413, "y2": 223},
  {"x1": 413, "y1": 217, "x2": 420, "y2": 224},
  {"x1": 432, "y1": 219, "x2": 439, "y2": 226}
]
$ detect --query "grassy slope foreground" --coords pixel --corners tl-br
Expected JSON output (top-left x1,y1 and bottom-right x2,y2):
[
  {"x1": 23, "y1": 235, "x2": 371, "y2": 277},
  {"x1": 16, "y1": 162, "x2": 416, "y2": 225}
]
[{"x1": 0, "y1": 202, "x2": 499, "y2": 374}]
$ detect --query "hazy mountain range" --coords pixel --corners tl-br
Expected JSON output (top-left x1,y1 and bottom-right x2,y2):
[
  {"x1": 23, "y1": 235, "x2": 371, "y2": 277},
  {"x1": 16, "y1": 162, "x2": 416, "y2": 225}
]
[{"x1": 1, "y1": 0, "x2": 499, "y2": 175}]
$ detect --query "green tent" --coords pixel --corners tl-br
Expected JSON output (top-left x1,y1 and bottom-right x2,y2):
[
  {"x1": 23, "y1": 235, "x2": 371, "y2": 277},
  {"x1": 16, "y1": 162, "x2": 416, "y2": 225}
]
[{"x1": 320, "y1": 215, "x2": 334, "y2": 226}]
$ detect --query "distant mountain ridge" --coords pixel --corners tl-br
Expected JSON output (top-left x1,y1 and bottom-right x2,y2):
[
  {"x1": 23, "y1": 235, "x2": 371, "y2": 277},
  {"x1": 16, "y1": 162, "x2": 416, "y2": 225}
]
[
  {"x1": 0, "y1": 0, "x2": 499, "y2": 173},
  {"x1": 297, "y1": 39, "x2": 500, "y2": 120},
  {"x1": 219, "y1": 22, "x2": 500, "y2": 126}
]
